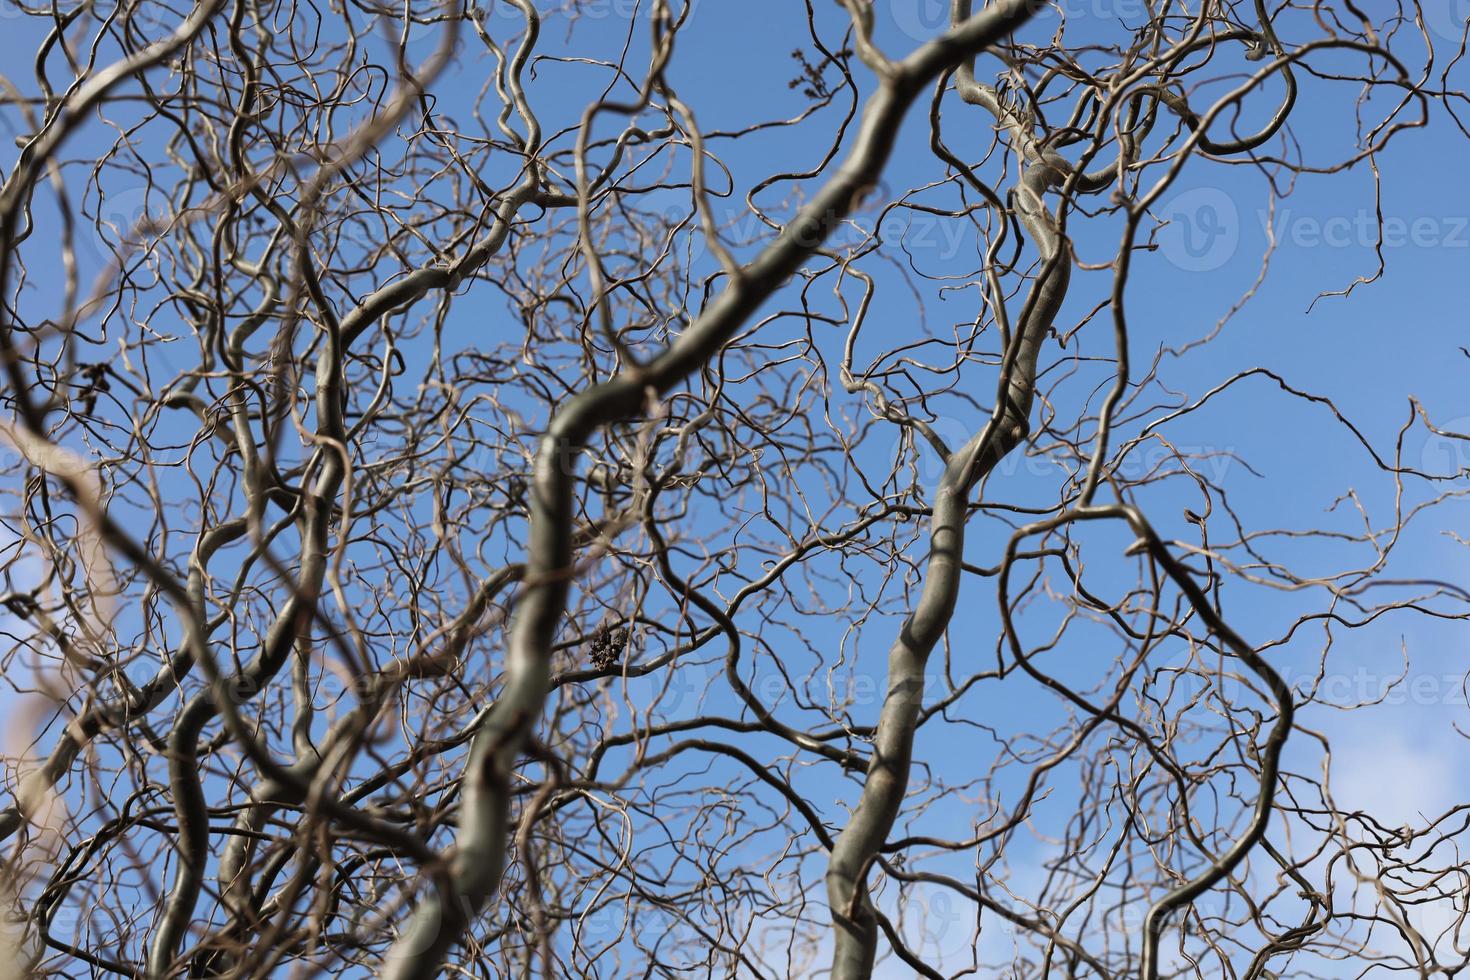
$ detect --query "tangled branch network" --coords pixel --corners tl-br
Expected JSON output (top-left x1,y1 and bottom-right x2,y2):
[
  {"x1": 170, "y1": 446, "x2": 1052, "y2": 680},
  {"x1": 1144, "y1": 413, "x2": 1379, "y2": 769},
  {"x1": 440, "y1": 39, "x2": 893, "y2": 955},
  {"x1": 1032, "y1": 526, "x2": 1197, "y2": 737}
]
[{"x1": 2, "y1": 0, "x2": 1470, "y2": 976}]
